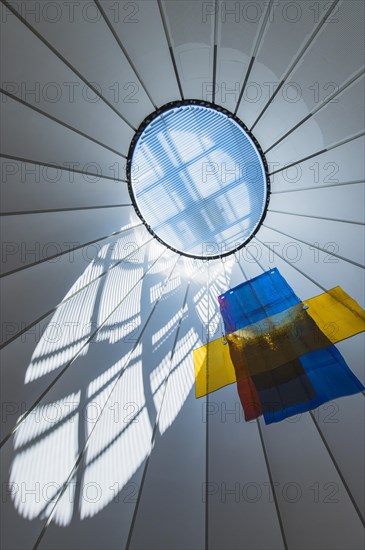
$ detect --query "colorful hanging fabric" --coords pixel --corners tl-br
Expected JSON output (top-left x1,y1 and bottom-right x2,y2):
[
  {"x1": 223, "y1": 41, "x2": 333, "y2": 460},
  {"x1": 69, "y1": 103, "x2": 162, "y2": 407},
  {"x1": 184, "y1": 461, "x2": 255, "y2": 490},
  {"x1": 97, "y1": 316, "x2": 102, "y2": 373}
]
[{"x1": 193, "y1": 268, "x2": 365, "y2": 424}]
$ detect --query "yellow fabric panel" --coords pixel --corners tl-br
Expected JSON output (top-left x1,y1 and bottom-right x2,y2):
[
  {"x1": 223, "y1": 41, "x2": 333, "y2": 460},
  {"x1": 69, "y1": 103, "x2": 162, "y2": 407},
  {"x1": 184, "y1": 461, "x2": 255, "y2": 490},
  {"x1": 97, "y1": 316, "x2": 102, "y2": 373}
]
[
  {"x1": 193, "y1": 338, "x2": 237, "y2": 398},
  {"x1": 193, "y1": 287, "x2": 365, "y2": 398},
  {"x1": 305, "y1": 286, "x2": 365, "y2": 343}
]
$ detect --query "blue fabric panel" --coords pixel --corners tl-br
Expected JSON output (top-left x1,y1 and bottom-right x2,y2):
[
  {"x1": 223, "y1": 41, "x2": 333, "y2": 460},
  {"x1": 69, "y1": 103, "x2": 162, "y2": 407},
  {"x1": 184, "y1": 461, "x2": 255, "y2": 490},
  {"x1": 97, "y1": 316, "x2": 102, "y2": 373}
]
[
  {"x1": 263, "y1": 346, "x2": 365, "y2": 424},
  {"x1": 252, "y1": 359, "x2": 317, "y2": 415},
  {"x1": 218, "y1": 268, "x2": 301, "y2": 333}
]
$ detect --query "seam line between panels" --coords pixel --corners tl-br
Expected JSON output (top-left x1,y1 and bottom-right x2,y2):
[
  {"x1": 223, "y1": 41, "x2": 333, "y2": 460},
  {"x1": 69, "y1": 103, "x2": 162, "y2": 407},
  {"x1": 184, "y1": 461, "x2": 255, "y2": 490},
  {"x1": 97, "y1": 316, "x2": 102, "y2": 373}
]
[
  {"x1": 0, "y1": 248, "x2": 166, "y2": 448},
  {"x1": 234, "y1": 1, "x2": 273, "y2": 115},
  {"x1": 0, "y1": 154, "x2": 128, "y2": 184},
  {"x1": 125, "y1": 274, "x2": 191, "y2": 550},
  {"x1": 260, "y1": 227, "x2": 365, "y2": 269},
  {"x1": 0, "y1": 89, "x2": 128, "y2": 159},
  {"x1": 271, "y1": 180, "x2": 365, "y2": 195},
  {"x1": 257, "y1": 419, "x2": 289, "y2": 550},
  {"x1": 212, "y1": 2, "x2": 218, "y2": 104},
  {"x1": 1, "y1": 205, "x2": 132, "y2": 216},
  {"x1": 250, "y1": 0, "x2": 341, "y2": 131},
  {"x1": 32, "y1": 251, "x2": 180, "y2": 550},
  {"x1": 309, "y1": 412, "x2": 365, "y2": 528},
  {"x1": 267, "y1": 210, "x2": 365, "y2": 226},
  {"x1": 205, "y1": 261, "x2": 210, "y2": 550},
  {"x1": 94, "y1": 0, "x2": 157, "y2": 110},
  {"x1": 157, "y1": 0, "x2": 184, "y2": 100},
  {"x1": 0, "y1": 234, "x2": 152, "y2": 350},
  {"x1": 269, "y1": 132, "x2": 365, "y2": 176},
  {"x1": 0, "y1": 222, "x2": 142, "y2": 279},
  {"x1": 1, "y1": 0, "x2": 137, "y2": 131}
]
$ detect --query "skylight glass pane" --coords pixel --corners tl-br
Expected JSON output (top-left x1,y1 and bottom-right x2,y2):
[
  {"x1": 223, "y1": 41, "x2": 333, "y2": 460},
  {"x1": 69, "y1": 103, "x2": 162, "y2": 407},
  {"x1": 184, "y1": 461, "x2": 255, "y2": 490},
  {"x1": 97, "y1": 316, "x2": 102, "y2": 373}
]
[{"x1": 128, "y1": 103, "x2": 269, "y2": 258}]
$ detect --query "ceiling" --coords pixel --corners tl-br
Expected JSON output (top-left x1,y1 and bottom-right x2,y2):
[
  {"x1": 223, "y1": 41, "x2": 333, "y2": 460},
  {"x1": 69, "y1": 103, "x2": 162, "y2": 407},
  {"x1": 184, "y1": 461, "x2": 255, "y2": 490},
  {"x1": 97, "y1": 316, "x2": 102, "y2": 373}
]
[{"x1": 0, "y1": 1, "x2": 364, "y2": 549}]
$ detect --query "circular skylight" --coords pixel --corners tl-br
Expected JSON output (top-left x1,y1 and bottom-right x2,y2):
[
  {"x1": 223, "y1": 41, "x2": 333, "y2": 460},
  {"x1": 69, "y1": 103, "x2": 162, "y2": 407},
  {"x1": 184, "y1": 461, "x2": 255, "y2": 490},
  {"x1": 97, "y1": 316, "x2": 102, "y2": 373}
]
[{"x1": 127, "y1": 101, "x2": 270, "y2": 259}]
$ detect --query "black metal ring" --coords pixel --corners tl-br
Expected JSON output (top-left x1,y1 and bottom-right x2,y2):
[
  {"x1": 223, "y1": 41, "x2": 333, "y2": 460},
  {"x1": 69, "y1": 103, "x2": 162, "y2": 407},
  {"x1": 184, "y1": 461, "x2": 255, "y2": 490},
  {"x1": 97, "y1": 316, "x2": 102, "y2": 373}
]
[{"x1": 126, "y1": 99, "x2": 271, "y2": 260}]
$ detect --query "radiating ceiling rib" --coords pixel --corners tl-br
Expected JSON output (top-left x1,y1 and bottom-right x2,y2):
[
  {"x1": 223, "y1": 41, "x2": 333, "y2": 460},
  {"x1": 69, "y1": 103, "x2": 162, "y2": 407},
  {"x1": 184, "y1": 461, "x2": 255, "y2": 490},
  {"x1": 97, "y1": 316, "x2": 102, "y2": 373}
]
[
  {"x1": 308, "y1": 411, "x2": 365, "y2": 528},
  {"x1": 0, "y1": 247, "x2": 168, "y2": 449},
  {"x1": 205, "y1": 261, "x2": 210, "y2": 550},
  {"x1": 265, "y1": 114, "x2": 313, "y2": 155},
  {"x1": 264, "y1": 69, "x2": 365, "y2": 154},
  {"x1": 262, "y1": 225, "x2": 365, "y2": 270},
  {"x1": 269, "y1": 150, "x2": 326, "y2": 176},
  {"x1": 0, "y1": 154, "x2": 127, "y2": 183},
  {"x1": 0, "y1": 2, "x2": 133, "y2": 153},
  {"x1": 259, "y1": 219, "x2": 365, "y2": 300},
  {"x1": 256, "y1": 418, "x2": 289, "y2": 549},
  {"x1": 256, "y1": 2, "x2": 365, "y2": 151},
  {"x1": 125, "y1": 278, "x2": 192, "y2": 550},
  {"x1": 2, "y1": 97, "x2": 128, "y2": 183},
  {"x1": 250, "y1": 0, "x2": 341, "y2": 131},
  {"x1": 1, "y1": 204, "x2": 132, "y2": 216},
  {"x1": 271, "y1": 180, "x2": 365, "y2": 195},
  {"x1": 269, "y1": 132, "x2": 365, "y2": 176},
  {"x1": 0, "y1": 231, "x2": 150, "y2": 350},
  {"x1": 0, "y1": 224, "x2": 141, "y2": 280},
  {"x1": 250, "y1": 237, "x2": 365, "y2": 528},
  {"x1": 157, "y1": 0, "x2": 184, "y2": 100},
  {"x1": 254, "y1": 236, "x2": 327, "y2": 293},
  {"x1": 239, "y1": 244, "x2": 267, "y2": 275},
  {"x1": 1, "y1": 0, "x2": 136, "y2": 131},
  {"x1": 211, "y1": 4, "x2": 218, "y2": 104},
  {"x1": 267, "y1": 210, "x2": 364, "y2": 226},
  {"x1": 264, "y1": 79, "x2": 365, "y2": 161},
  {"x1": 233, "y1": 1, "x2": 274, "y2": 116},
  {"x1": 0, "y1": 89, "x2": 128, "y2": 160},
  {"x1": 231, "y1": 261, "x2": 288, "y2": 550},
  {"x1": 32, "y1": 252, "x2": 179, "y2": 550},
  {"x1": 94, "y1": 0, "x2": 157, "y2": 110}
]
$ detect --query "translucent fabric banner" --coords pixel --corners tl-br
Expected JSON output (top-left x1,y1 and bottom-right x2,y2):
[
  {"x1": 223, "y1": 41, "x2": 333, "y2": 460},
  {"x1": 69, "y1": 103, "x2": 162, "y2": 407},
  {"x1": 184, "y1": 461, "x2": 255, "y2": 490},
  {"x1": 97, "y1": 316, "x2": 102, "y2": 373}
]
[
  {"x1": 236, "y1": 347, "x2": 365, "y2": 424},
  {"x1": 194, "y1": 287, "x2": 364, "y2": 397},
  {"x1": 193, "y1": 269, "x2": 365, "y2": 424},
  {"x1": 304, "y1": 286, "x2": 365, "y2": 343},
  {"x1": 261, "y1": 346, "x2": 364, "y2": 424},
  {"x1": 218, "y1": 268, "x2": 301, "y2": 333}
]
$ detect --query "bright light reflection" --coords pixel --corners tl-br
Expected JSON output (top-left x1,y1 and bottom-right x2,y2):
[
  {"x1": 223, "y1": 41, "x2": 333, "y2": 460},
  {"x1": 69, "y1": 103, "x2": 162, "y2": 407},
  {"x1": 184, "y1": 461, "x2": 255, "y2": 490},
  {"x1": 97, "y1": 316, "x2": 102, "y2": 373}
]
[
  {"x1": 150, "y1": 274, "x2": 181, "y2": 304},
  {"x1": 14, "y1": 393, "x2": 81, "y2": 450},
  {"x1": 152, "y1": 305, "x2": 187, "y2": 346},
  {"x1": 10, "y1": 407, "x2": 79, "y2": 524},
  {"x1": 7, "y1": 232, "x2": 234, "y2": 532},
  {"x1": 157, "y1": 328, "x2": 201, "y2": 435}
]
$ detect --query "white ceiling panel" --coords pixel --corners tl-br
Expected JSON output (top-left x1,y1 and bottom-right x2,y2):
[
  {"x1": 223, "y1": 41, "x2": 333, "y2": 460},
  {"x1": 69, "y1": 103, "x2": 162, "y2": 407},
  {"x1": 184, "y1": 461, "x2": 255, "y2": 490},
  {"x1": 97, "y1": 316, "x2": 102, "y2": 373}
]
[
  {"x1": 0, "y1": 5, "x2": 134, "y2": 155},
  {"x1": 254, "y1": 0, "x2": 365, "y2": 139},
  {"x1": 214, "y1": 0, "x2": 267, "y2": 112},
  {"x1": 8, "y1": 0, "x2": 154, "y2": 127},
  {"x1": 1, "y1": 95, "x2": 127, "y2": 178},
  {"x1": 237, "y1": 0, "x2": 327, "y2": 126},
  {"x1": 101, "y1": 0, "x2": 180, "y2": 108},
  {"x1": 264, "y1": 77, "x2": 364, "y2": 161},
  {"x1": 162, "y1": 0, "x2": 214, "y2": 100}
]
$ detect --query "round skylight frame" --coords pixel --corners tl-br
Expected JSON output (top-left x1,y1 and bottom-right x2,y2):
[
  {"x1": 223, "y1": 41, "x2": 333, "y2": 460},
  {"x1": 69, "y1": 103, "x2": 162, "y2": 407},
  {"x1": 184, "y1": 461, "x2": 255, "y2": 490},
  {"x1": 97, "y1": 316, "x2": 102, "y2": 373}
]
[{"x1": 126, "y1": 99, "x2": 271, "y2": 260}]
